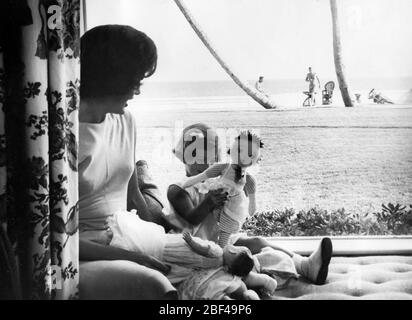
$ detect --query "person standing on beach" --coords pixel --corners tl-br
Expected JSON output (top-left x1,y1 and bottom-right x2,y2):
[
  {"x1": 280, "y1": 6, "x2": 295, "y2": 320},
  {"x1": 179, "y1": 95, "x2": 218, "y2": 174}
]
[{"x1": 305, "y1": 67, "x2": 321, "y2": 106}]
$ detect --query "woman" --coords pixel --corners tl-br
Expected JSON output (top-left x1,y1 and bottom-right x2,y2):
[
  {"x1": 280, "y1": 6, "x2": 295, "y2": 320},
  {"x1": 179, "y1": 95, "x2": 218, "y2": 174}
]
[
  {"x1": 78, "y1": 25, "x2": 176, "y2": 300},
  {"x1": 166, "y1": 123, "x2": 333, "y2": 288}
]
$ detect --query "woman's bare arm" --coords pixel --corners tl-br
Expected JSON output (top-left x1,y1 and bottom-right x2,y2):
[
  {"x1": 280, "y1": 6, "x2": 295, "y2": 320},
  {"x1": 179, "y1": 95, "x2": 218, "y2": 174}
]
[
  {"x1": 79, "y1": 238, "x2": 170, "y2": 274},
  {"x1": 181, "y1": 163, "x2": 226, "y2": 189},
  {"x1": 127, "y1": 167, "x2": 152, "y2": 221},
  {"x1": 181, "y1": 172, "x2": 208, "y2": 189},
  {"x1": 167, "y1": 184, "x2": 228, "y2": 225}
]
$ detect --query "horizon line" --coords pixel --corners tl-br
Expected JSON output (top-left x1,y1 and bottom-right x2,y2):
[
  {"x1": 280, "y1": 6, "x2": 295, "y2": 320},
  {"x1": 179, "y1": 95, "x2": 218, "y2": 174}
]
[{"x1": 145, "y1": 76, "x2": 412, "y2": 84}]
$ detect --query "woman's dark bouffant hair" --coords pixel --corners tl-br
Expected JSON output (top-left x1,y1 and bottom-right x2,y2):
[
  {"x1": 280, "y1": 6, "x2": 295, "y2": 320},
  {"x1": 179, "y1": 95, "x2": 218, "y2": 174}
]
[{"x1": 80, "y1": 25, "x2": 157, "y2": 99}]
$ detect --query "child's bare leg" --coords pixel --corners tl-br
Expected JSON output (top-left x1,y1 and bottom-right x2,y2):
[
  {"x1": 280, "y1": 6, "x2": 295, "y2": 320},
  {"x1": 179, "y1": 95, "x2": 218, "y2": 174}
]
[
  {"x1": 234, "y1": 236, "x2": 294, "y2": 257},
  {"x1": 234, "y1": 235, "x2": 333, "y2": 285}
]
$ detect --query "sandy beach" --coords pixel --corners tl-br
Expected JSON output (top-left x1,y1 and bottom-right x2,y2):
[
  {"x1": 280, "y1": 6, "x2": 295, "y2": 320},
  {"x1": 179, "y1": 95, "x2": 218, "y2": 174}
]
[{"x1": 129, "y1": 89, "x2": 412, "y2": 216}]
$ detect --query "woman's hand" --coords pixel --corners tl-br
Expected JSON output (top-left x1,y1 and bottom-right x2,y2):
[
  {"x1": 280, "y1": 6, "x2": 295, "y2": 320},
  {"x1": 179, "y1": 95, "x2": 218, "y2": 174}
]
[
  {"x1": 205, "y1": 188, "x2": 228, "y2": 209},
  {"x1": 167, "y1": 184, "x2": 226, "y2": 226}
]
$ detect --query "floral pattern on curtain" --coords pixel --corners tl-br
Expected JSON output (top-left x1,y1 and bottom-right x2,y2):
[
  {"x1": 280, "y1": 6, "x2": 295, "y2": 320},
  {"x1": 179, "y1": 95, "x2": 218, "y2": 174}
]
[{"x1": 0, "y1": 0, "x2": 80, "y2": 299}]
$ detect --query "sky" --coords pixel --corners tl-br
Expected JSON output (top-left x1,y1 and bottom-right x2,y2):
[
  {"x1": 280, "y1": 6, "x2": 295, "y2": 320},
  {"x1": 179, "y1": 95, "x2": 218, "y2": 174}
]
[{"x1": 84, "y1": 0, "x2": 412, "y2": 82}]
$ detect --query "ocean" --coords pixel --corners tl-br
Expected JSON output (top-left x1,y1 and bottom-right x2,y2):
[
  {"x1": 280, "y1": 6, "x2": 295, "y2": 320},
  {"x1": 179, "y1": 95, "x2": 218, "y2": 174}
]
[{"x1": 139, "y1": 77, "x2": 412, "y2": 99}]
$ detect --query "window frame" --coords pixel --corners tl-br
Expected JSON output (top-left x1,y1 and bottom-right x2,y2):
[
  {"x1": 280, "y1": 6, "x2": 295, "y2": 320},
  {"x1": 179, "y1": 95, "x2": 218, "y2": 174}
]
[
  {"x1": 82, "y1": 1, "x2": 412, "y2": 257},
  {"x1": 267, "y1": 235, "x2": 412, "y2": 256}
]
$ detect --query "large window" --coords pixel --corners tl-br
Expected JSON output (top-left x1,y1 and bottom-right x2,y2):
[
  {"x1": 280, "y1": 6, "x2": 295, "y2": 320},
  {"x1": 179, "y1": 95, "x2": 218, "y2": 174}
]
[{"x1": 84, "y1": 0, "x2": 412, "y2": 243}]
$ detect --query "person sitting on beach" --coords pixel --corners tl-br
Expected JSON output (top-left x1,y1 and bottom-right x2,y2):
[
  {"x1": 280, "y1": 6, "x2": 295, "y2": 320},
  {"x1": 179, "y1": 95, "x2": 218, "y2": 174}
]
[
  {"x1": 255, "y1": 76, "x2": 265, "y2": 92},
  {"x1": 368, "y1": 88, "x2": 394, "y2": 104},
  {"x1": 255, "y1": 76, "x2": 270, "y2": 98},
  {"x1": 167, "y1": 123, "x2": 333, "y2": 289},
  {"x1": 305, "y1": 67, "x2": 321, "y2": 106},
  {"x1": 181, "y1": 130, "x2": 262, "y2": 248}
]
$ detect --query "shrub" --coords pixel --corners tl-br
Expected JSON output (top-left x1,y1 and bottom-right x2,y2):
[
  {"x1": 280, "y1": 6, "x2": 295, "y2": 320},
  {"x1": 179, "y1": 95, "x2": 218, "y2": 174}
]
[
  {"x1": 368, "y1": 203, "x2": 412, "y2": 235},
  {"x1": 242, "y1": 203, "x2": 412, "y2": 237}
]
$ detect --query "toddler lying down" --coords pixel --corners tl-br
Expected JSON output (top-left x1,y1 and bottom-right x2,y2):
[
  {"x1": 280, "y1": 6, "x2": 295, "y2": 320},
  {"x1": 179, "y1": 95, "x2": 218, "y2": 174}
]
[{"x1": 108, "y1": 210, "x2": 277, "y2": 299}]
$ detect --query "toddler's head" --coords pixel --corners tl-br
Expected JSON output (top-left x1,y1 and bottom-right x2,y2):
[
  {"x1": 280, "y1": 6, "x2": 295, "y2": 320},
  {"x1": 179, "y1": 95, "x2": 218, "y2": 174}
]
[
  {"x1": 229, "y1": 131, "x2": 264, "y2": 168},
  {"x1": 223, "y1": 245, "x2": 255, "y2": 277}
]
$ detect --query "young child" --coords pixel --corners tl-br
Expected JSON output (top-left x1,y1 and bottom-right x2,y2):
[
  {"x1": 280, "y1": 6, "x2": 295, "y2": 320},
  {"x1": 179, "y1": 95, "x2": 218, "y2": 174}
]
[
  {"x1": 182, "y1": 231, "x2": 278, "y2": 299},
  {"x1": 108, "y1": 210, "x2": 276, "y2": 294},
  {"x1": 178, "y1": 261, "x2": 278, "y2": 300},
  {"x1": 182, "y1": 131, "x2": 263, "y2": 247}
]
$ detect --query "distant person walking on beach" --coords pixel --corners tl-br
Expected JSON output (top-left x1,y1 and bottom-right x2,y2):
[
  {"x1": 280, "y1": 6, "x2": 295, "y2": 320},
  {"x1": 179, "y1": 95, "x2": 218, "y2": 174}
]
[
  {"x1": 305, "y1": 67, "x2": 321, "y2": 106},
  {"x1": 255, "y1": 76, "x2": 269, "y2": 98}
]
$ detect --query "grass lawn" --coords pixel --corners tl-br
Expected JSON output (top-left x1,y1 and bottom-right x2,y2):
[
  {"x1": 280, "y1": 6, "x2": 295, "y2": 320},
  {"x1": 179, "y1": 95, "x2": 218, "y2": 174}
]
[{"x1": 131, "y1": 101, "x2": 412, "y2": 216}]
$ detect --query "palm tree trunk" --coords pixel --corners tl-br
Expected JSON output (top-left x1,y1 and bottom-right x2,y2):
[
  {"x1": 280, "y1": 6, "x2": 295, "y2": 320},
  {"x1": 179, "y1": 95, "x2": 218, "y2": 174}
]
[
  {"x1": 173, "y1": 0, "x2": 278, "y2": 109},
  {"x1": 330, "y1": 0, "x2": 353, "y2": 107}
]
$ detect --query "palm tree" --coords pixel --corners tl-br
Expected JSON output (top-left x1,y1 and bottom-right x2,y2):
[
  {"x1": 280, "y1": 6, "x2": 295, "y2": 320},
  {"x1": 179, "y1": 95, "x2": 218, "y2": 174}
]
[
  {"x1": 173, "y1": 0, "x2": 278, "y2": 109},
  {"x1": 330, "y1": 0, "x2": 353, "y2": 107}
]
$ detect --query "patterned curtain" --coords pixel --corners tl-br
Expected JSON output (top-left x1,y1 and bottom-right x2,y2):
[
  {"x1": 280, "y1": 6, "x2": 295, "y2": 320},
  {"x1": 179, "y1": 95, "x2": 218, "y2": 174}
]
[{"x1": 0, "y1": 0, "x2": 80, "y2": 299}]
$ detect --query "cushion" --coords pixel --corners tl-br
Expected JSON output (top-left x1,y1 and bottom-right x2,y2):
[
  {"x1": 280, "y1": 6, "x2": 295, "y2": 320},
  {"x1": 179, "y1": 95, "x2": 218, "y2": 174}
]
[
  {"x1": 79, "y1": 260, "x2": 177, "y2": 300},
  {"x1": 272, "y1": 256, "x2": 412, "y2": 300}
]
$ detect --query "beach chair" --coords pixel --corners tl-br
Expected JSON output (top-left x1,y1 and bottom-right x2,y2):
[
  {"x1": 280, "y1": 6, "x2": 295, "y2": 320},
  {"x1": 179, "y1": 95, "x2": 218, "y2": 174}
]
[
  {"x1": 368, "y1": 89, "x2": 394, "y2": 104},
  {"x1": 302, "y1": 91, "x2": 313, "y2": 107},
  {"x1": 322, "y1": 81, "x2": 335, "y2": 105}
]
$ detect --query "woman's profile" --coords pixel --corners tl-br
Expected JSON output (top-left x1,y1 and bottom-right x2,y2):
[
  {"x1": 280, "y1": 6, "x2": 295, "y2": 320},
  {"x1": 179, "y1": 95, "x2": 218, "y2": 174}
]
[{"x1": 78, "y1": 25, "x2": 176, "y2": 300}]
